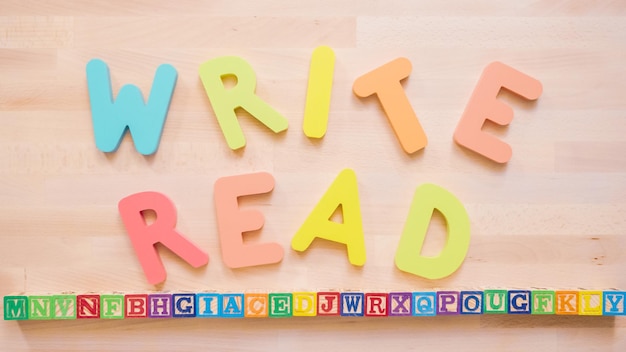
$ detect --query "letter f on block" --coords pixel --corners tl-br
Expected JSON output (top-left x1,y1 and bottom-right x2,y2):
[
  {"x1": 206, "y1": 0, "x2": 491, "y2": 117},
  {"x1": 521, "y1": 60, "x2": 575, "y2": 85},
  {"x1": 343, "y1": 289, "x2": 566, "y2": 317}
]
[
  {"x1": 86, "y1": 59, "x2": 177, "y2": 155},
  {"x1": 118, "y1": 192, "x2": 209, "y2": 285}
]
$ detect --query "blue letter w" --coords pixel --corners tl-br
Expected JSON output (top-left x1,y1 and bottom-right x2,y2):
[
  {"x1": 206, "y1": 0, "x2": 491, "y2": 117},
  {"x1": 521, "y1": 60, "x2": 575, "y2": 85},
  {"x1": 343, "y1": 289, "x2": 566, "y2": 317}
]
[{"x1": 86, "y1": 59, "x2": 177, "y2": 155}]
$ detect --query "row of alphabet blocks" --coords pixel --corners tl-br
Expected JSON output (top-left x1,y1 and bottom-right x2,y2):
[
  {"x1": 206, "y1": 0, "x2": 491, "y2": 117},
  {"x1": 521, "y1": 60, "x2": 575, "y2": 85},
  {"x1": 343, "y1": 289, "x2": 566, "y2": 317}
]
[{"x1": 4, "y1": 290, "x2": 626, "y2": 320}]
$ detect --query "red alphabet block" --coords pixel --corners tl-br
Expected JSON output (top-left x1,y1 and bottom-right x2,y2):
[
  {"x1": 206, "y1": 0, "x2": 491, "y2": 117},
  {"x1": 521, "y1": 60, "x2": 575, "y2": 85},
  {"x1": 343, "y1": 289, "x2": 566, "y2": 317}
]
[
  {"x1": 317, "y1": 292, "x2": 340, "y2": 316},
  {"x1": 77, "y1": 295, "x2": 100, "y2": 319},
  {"x1": 365, "y1": 293, "x2": 388, "y2": 317},
  {"x1": 125, "y1": 294, "x2": 148, "y2": 318}
]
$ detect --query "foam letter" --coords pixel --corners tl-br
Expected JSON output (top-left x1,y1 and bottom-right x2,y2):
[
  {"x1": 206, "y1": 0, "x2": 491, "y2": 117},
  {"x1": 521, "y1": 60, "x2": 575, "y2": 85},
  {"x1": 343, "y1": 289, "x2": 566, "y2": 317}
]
[
  {"x1": 303, "y1": 46, "x2": 335, "y2": 138},
  {"x1": 86, "y1": 59, "x2": 177, "y2": 155},
  {"x1": 454, "y1": 61, "x2": 542, "y2": 163},
  {"x1": 394, "y1": 184, "x2": 470, "y2": 279},
  {"x1": 353, "y1": 57, "x2": 427, "y2": 154},
  {"x1": 214, "y1": 172, "x2": 284, "y2": 268},
  {"x1": 291, "y1": 169, "x2": 366, "y2": 266},
  {"x1": 199, "y1": 56, "x2": 288, "y2": 150},
  {"x1": 118, "y1": 191, "x2": 209, "y2": 285}
]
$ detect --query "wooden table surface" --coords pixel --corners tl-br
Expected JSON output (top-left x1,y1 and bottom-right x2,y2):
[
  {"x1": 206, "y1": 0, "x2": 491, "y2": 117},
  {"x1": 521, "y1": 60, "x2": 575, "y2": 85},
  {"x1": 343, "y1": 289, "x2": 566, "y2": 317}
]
[{"x1": 1, "y1": 0, "x2": 625, "y2": 350}]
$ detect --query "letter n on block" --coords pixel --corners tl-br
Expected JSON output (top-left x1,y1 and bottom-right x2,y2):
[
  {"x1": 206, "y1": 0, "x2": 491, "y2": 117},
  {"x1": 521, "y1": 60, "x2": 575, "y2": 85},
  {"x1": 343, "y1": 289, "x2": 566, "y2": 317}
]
[
  {"x1": 556, "y1": 291, "x2": 578, "y2": 315},
  {"x1": 317, "y1": 292, "x2": 340, "y2": 316},
  {"x1": 341, "y1": 292, "x2": 364, "y2": 317},
  {"x1": 364, "y1": 293, "x2": 388, "y2": 317},
  {"x1": 413, "y1": 292, "x2": 436, "y2": 316},
  {"x1": 28, "y1": 296, "x2": 53, "y2": 320},
  {"x1": 125, "y1": 294, "x2": 148, "y2": 318},
  {"x1": 77, "y1": 295, "x2": 100, "y2": 319},
  {"x1": 603, "y1": 291, "x2": 626, "y2": 316},
  {"x1": 4, "y1": 296, "x2": 29, "y2": 320}
]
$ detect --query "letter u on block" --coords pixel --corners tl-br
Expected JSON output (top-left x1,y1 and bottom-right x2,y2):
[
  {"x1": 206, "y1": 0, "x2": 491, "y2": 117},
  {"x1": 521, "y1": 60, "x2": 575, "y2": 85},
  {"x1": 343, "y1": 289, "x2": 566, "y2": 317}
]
[{"x1": 454, "y1": 61, "x2": 542, "y2": 163}]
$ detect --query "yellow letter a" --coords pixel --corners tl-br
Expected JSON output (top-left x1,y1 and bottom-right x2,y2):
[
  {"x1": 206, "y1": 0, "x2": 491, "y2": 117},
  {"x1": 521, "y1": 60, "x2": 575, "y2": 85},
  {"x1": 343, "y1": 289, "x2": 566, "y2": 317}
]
[{"x1": 291, "y1": 169, "x2": 366, "y2": 266}]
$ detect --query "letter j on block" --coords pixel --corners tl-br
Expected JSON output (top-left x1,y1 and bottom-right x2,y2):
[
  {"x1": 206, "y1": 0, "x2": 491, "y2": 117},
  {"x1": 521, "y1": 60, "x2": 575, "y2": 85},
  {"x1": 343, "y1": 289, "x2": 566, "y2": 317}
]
[
  {"x1": 454, "y1": 61, "x2": 542, "y2": 163},
  {"x1": 118, "y1": 191, "x2": 209, "y2": 285},
  {"x1": 394, "y1": 184, "x2": 471, "y2": 280}
]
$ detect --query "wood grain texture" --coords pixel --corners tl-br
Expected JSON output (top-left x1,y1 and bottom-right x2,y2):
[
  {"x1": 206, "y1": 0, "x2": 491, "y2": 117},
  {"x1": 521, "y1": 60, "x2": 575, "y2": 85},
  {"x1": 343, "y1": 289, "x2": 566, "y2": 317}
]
[{"x1": 1, "y1": 0, "x2": 625, "y2": 350}]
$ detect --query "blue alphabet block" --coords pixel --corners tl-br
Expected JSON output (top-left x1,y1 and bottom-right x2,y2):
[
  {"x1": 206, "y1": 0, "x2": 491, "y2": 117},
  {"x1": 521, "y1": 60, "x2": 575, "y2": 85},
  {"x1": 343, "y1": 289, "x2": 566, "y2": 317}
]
[
  {"x1": 603, "y1": 291, "x2": 626, "y2": 316},
  {"x1": 172, "y1": 293, "x2": 196, "y2": 318},
  {"x1": 508, "y1": 290, "x2": 531, "y2": 314},
  {"x1": 412, "y1": 292, "x2": 436, "y2": 316},
  {"x1": 340, "y1": 292, "x2": 364, "y2": 316},
  {"x1": 221, "y1": 294, "x2": 244, "y2": 318},
  {"x1": 196, "y1": 293, "x2": 221, "y2": 317},
  {"x1": 460, "y1": 291, "x2": 483, "y2": 314}
]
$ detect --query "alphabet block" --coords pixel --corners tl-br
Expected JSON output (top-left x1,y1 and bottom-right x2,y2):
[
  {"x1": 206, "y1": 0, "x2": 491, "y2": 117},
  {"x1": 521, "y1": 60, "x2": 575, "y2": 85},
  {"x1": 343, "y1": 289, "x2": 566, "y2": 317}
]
[
  {"x1": 364, "y1": 293, "x2": 388, "y2": 317},
  {"x1": 77, "y1": 294, "x2": 100, "y2": 319},
  {"x1": 4, "y1": 296, "x2": 29, "y2": 320},
  {"x1": 293, "y1": 292, "x2": 316, "y2": 317},
  {"x1": 196, "y1": 293, "x2": 221, "y2": 317},
  {"x1": 603, "y1": 291, "x2": 626, "y2": 316},
  {"x1": 101, "y1": 295, "x2": 124, "y2": 319},
  {"x1": 531, "y1": 290, "x2": 555, "y2": 315},
  {"x1": 341, "y1": 292, "x2": 364, "y2": 316},
  {"x1": 28, "y1": 296, "x2": 53, "y2": 320},
  {"x1": 53, "y1": 295, "x2": 76, "y2": 319},
  {"x1": 484, "y1": 289, "x2": 508, "y2": 314},
  {"x1": 244, "y1": 293, "x2": 269, "y2": 318},
  {"x1": 148, "y1": 294, "x2": 172, "y2": 318},
  {"x1": 460, "y1": 291, "x2": 483, "y2": 314},
  {"x1": 578, "y1": 291, "x2": 602, "y2": 316},
  {"x1": 555, "y1": 291, "x2": 578, "y2": 315},
  {"x1": 125, "y1": 294, "x2": 148, "y2": 318},
  {"x1": 221, "y1": 293, "x2": 244, "y2": 318},
  {"x1": 412, "y1": 292, "x2": 436, "y2": 316},
  {"x1": 269, "y1": 293, "x2": 293, "y2": 318},
  {"x1": 508, "y1": 290, "x2": 531, "y2": 314},
  {"x1": 172, "y1": 293, "x2": 196, "y2": 317},
  {"x1": 317, "y1": 292, "x2": 340, "y2": 316},
  {"x1": 437, "y1": 291, "x2": 460, "y2": 315},
  {"x1": 388, "y1": 292, "x2": 412, "y2": 317}
]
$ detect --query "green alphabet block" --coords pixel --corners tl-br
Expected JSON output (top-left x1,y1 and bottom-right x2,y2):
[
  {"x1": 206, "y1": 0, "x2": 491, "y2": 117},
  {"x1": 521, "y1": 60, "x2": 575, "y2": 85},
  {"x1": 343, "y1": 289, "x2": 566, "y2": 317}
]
[
  {"x1": 484, "y1": 290, "x2": 508, "y2": 314},
  {"x1": 531, "y1": 290, "x2": 555, "y2": 315},
  {"x1": 269, "y1": 293, "x2": 293, "y2": 318},
  {"x1": 101, "y1": 295, "x2": 125, "y2": 319},
  {"x1": 4, "y1": 296, "x2": 29, "y2": 320},
  {"x1": 52, "y1": 295, "x2": 76, "y2": 319},
  {"x1": 28, "y1": 296, "x2": 53, "y2": 320}
]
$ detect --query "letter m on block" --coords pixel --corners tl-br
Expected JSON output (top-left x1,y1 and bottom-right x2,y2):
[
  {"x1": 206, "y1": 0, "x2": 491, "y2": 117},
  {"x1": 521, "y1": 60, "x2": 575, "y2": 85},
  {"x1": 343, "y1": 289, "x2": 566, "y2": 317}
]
[{"x1": 86, "y1": 59, "x2": 178, "y2": 155}]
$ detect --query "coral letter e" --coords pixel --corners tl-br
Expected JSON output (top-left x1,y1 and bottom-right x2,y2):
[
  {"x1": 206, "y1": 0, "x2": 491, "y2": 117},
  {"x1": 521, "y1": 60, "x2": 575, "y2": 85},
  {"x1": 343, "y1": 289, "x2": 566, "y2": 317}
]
[
  {"x1": 395, "y1": 184, "x2": 470, "y2": 280},
  {"x1": 291, "y1": 169, "x2": 366, "y2": 266},
  {"x1": 86, "y1": 59, "x2": 177, "y2": 155},
  {"x1": 214, "y1": 172, "x2": 284, "y2": 268},
  {"x1": 118, "y1": 192, "x2": 208, "y2": 285},
  {"x1": 454, "y1": 61, "x2": 542, "y2": 163},
  {"x1": 199, "y1": 56, "x2": 288, "y2": 150}
]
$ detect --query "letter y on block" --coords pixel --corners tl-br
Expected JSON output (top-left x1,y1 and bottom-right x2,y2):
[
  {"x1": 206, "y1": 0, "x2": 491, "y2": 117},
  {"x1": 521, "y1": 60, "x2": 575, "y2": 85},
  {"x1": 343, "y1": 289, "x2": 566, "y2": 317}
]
[{"x1": 118, "y1": 192, "x2": 209, "y2": 285}]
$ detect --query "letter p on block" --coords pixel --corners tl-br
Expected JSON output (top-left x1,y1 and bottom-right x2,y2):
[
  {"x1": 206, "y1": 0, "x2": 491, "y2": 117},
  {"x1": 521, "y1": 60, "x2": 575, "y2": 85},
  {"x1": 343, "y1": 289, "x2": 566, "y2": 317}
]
[{"x1": 454, "y1": 61, "x2": 542, "y2": 163}]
